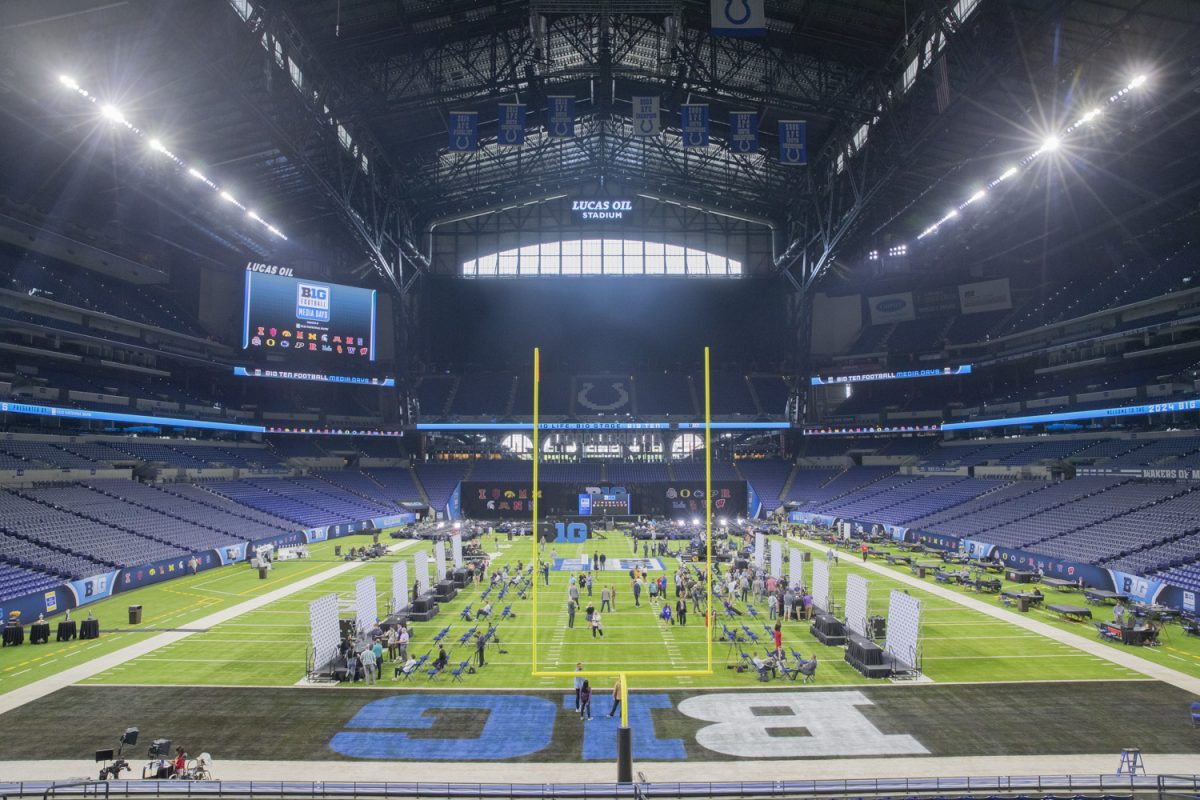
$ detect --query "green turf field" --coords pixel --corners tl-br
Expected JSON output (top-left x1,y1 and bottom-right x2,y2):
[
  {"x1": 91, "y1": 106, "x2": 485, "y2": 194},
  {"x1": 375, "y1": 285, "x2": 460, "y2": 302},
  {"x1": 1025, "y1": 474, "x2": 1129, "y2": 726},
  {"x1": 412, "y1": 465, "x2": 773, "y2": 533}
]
[{"x1": 0, "y1": 528, "x2": 1175, "y2": 693}]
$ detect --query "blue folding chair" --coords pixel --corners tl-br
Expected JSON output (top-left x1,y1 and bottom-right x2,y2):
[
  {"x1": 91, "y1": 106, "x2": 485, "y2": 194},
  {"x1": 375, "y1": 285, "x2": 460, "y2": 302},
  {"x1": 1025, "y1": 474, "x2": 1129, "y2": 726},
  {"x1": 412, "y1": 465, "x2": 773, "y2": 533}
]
[
  {"x1": 501, "y1": 604, "x2": 513, "y2": 620},
  {"x1": 450, "y1": 661, "x2": 471, "y2": 682},
  {"x1": 460, "y1": 605, "x2": 473, "y2": 621},
  {"x1": 433, "y1": 626, "x2": 451, "y2": 645}
]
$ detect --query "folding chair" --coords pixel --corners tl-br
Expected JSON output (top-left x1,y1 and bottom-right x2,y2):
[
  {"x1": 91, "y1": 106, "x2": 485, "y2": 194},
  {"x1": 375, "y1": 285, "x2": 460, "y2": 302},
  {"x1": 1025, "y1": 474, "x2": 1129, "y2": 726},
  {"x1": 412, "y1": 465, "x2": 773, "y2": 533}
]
[
  {"x1": 433, "y1": 626, "x2": 450, "y2": 645},
  {"x1": 798, "y1": 657, "x2": 818, "y2": 684},
  {"x1": 1189, "y1": 701, "x2": 1200, "y2": 728},
  {"x1": 426, "y1": 664, "x2": 443, "y2": 680},
  {"x1": 747, "y1": 605, "x2": 760, "y2": 618},
  {"x1": 460, "y1": 605, "x2": 473, "y2": 621},
  {"x1": 450, "y1": 661, "x2": 471, "y2": 682},
  {"x1": 778, "y1": 661, "x2": 801, "y2": 681}
]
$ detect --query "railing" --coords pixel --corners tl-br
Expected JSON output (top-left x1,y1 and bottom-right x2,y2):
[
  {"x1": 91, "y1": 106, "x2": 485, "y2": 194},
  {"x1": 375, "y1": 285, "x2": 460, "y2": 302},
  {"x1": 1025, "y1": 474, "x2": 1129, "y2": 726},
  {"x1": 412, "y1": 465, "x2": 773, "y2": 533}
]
[{"x1": 1, "y1": 775, "x2": 1197, "y2": 800}]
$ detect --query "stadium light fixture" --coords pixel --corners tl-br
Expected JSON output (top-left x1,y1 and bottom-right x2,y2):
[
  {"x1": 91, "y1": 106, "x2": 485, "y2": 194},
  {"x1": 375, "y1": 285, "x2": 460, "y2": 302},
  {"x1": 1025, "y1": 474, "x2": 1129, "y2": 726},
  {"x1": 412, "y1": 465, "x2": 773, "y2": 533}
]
[
  {"x1": 1080, "y1": 108, "x2": 1102, "y2": 124},
  {"x1": 967, "y1": 189, "x2": 987, "y2": 204},
  {"x1": 1129, "y1": 74, "x2": 1148, "y2": 89},
  {"x1": 54, "y1": 73, "x2": 288, "y2": 241},
  {"x1": 997, "y1": 166, "x2": 1018, "y2": 182},
  {"x1": 100, "y1": 104, "x2": 126, "y2": 125},
  {"x1": 1036, "y1": 135, "x2": 1060, "y2": 155}
]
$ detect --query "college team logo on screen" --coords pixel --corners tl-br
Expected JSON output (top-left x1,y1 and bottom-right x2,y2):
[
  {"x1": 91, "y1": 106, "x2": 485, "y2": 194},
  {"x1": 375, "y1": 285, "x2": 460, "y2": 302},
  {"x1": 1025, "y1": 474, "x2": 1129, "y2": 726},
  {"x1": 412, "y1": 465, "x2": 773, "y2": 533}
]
[{"x1": 296, "y1": 283, "x2": 331, "y2": 322}]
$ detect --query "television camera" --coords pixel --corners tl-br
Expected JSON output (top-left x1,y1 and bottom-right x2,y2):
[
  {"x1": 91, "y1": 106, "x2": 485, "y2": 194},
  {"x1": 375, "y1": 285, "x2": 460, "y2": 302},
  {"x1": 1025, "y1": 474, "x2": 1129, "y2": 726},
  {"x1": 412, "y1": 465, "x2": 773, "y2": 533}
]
[{"x1": 96, "y1": 727, "x2": 138, "y2": 780}]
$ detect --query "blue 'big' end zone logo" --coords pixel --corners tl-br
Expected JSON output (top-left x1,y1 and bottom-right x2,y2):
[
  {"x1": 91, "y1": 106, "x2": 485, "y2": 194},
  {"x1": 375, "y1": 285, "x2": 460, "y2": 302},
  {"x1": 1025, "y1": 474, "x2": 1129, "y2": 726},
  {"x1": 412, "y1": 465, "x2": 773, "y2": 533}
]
[{"x1": 297, "y1": 283, "x2": 331, "y2": 322}]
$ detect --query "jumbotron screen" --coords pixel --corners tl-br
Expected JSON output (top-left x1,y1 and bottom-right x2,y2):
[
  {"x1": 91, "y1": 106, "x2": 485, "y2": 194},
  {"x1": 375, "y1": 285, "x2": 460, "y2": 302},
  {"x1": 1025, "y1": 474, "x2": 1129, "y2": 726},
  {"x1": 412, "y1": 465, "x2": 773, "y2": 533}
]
[{"x1": 241, "y1": 268, "x2": 377, "y2": 370}]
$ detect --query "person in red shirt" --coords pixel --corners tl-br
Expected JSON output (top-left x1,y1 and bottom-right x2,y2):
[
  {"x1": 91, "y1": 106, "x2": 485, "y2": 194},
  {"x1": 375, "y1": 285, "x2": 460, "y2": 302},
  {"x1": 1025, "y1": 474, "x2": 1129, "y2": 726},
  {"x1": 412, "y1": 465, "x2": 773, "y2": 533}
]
[
  {"x1": 773, "y1": 621, "x2": 783, "y2": 659},
  {"x1": 173, "y1": 747, "x2": 187, "y2": 778},
  {"x1": 860, "y1": 542, "x2": 869, "y2": 562}
]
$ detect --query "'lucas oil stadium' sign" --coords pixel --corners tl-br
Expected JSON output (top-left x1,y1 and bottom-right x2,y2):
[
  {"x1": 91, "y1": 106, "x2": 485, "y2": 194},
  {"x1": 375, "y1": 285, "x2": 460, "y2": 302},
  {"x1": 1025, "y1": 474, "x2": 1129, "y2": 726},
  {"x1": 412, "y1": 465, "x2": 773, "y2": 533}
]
[{"x1": 571, "y1": 199, "x2": 633, "y2": 221}]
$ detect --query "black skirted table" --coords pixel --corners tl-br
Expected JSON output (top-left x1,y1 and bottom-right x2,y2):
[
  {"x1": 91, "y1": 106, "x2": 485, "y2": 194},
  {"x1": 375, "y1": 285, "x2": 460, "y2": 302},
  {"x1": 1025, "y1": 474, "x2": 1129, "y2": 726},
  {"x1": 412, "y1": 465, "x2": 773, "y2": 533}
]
[
  {"x1": 2, "y1": 624, "x2": 24, "y2": 646},
  {"x1": 1047, "y1": 603, "x2": 1092, "y2": 622},
  {"x1": 29, "y1": 622, "x2": 50, "y2": 644},
  {"x1": 1084, "y1": 588, "x2": 1127, "y2": 605},
  {"x1": 80, "y1": 618, "x2": 100, "y2": 639},
  {"x1": 56, "y1": 620, "x2": 77, "y2": 641}
]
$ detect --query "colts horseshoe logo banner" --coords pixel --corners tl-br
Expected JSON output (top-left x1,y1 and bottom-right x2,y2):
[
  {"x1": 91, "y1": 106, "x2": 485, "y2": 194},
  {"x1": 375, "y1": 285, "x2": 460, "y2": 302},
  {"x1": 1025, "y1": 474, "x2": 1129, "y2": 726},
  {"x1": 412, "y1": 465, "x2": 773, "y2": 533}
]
[
  {"x1": 778, "y1": 120, "x2": 808, "y2": 165},
  {"x1": 631, "y1": 96, "x2": 660, "y2": 136},
  {"x1": 497, "y1": 103, "x2": 525, "y2": 147},
  {"x1": 681, "y1": 104, "x2": 710, "y2": 149},
  {"x1": 448, "y1": 111, "x2": 478, "y2": 152},
  {"x1": 547, "y1": 96, "x2": 575, "y2": 138},
  {"x1": 710, "y1": 0, "x2": 765, "y2": 37},
  {"x1": 728, "y1": 111, "x2": 758, "y2": 153}
]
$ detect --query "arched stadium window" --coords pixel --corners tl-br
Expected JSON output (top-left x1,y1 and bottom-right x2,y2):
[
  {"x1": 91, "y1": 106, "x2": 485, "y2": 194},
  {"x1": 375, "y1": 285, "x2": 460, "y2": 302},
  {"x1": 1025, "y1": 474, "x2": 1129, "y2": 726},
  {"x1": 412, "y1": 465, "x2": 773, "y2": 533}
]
[
  {"x1": 462, "y1": 240, "x2": 742, "y2": 277},
  {"x1": 501, "y1": 433, "x2": 533, "y2": 458},
  {"x1": 671, "y1": 433, "x2": 705, "y2": 459}
]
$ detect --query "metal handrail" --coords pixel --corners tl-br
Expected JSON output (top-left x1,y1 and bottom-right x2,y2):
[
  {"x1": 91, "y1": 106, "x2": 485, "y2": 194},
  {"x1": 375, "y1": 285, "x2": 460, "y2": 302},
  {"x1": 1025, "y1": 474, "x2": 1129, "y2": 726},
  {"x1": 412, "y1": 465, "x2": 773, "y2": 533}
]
[{"x1": 3, "y1": 774, "x2": 1199, "y2": 800}]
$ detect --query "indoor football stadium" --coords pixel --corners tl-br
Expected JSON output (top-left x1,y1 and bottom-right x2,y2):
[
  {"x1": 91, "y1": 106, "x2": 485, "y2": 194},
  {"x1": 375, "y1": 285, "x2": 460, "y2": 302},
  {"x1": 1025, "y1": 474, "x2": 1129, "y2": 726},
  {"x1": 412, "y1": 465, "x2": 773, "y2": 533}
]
[{"x1": 1, "y1": 0, "x2": 1199, "y2": 796}]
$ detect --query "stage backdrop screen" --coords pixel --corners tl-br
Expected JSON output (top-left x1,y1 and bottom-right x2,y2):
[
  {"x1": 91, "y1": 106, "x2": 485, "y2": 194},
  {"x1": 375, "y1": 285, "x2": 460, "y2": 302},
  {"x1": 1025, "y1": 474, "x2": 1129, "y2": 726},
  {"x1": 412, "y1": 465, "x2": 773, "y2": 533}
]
[{"x1": 241, "y1": 269, "x2": 377, "y2": 371}]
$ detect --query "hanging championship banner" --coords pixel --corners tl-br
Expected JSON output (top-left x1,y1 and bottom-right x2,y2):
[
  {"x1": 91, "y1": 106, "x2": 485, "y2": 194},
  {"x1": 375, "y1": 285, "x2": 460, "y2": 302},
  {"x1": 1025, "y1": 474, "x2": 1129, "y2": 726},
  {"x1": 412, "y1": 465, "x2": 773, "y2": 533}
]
[
  {"x1": 711, "y1": 0, "x2": 765, "y2": 38},
  {"x1": 448, "y1": 111, "x2": 478, "y2": 152},
  {"x1": 728, "y1": 111, "x2": 758, "y2": 153},
  {"x1": 631, "y1": 96, "x2": 660, "y2": 136},
  {"x1": 681, "y1": 104, "x2": 709, "y2": 148},
  {"x1": 779, "y1": 120, "x2": 807, "y2": 165},
  {"x1": 497, "y1": 103, "x2": 526, "y2": 147},
  {"x1": 547, "y1": 96, "x2": 575, "y2": 138}
]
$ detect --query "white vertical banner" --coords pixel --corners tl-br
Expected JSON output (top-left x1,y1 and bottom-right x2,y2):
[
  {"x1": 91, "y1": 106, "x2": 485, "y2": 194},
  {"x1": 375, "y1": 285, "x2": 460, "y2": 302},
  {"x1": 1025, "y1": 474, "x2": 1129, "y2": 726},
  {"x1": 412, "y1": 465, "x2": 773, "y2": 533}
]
[
  {"x1": 631, "y1": 96, "x2": 660, "y2": 136},
  {"x1": 789, "y1": 547, "x2": 804, "y2": 590},
  {"x1": 754, "y1": 531, "x2": 765, "y2": 569},
  {"x1": 884, "y1": 589, "x2": 922, "y2": 667},
  {"x1": 769, "y1": 539, "x2": 783, "y2": 580},
  {"x1": 308, "y1": 593, "x2": 340, "y2": 669},
  {"x1": 355, "y1": 575, "x2": 377, "y2": 633},
  {"x1": 845, "y1": 573, "x2": 869, "y2": 637},
  {"x1": 414, "y1": 551, "x2": 431, "y2": 595},
  {"x1": 811, "y1": 559, "x2": 830, "y2": 614},
  {"x1": 451, "y1": 533, "x2": 463, "y2": 568},
  {"x1": 392, "y1": 560, "x2": 410, "y2": 613},
  {"x1": 434, "y1": 541, "x2": 447, "y2": 581}
]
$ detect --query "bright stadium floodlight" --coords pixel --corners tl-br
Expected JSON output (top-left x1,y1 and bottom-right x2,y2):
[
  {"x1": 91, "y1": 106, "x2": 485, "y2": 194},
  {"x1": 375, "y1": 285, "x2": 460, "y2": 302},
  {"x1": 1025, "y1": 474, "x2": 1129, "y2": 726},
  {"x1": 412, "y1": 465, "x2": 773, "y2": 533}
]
[
  {"x1": 998, "y1": 165, "x2": 1018, "y2": 181},
  {"x1": 148, "y1": 138, "x2": 167, "y2": 154},
  {"x1": 967, "y1": 189, "x2": 987, "y2": 204},
  {"x1": 219, "y1": 191, "x2": 236, "y2": 203},
  {"x1": 1080, "y1": 108, "x2": 1102, "y2": 124},
  {"x1": 58, "y1": 74, "x2": 79, "y2": 91},
  {"x1": 246, "y1": 210, "x2": 261, "y2": 222},
  {"x1": 1129, "y1": 74, "x2": 1148, "y2": 89},
  {"x1": 691, "y1": 517, "x2": 701, "y2": 526},
  {"x1": 187, "y1": 167, "x2": 205, "y2": 180},
  {"x1": 100, "y1": 105, "x2": 126, "y2": 125},
  {"x1": 1037, "y1": 135, "x2": 1060, "y2": 155}
]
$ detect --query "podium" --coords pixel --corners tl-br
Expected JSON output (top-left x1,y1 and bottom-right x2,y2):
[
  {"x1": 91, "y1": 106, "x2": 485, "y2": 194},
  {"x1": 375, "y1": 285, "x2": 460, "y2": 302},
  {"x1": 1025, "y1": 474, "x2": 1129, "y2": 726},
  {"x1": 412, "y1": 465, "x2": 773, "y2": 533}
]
[{"x1": 409, "y1": 595, "x2": 440, "y2": 622}]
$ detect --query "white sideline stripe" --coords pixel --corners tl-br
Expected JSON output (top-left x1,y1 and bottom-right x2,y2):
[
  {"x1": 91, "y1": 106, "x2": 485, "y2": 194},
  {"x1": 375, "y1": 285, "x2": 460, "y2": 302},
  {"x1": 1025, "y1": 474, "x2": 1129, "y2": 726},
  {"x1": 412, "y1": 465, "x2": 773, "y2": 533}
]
[
  {"x1": 0, "y1": 541, "x2": 416, "y2": 716},
  {"x1": 798, "y1": 539, "x2": 1200, "y2": 694},
  {"x1": 3, "y1": 754, "x2": 1200, "y2": 782}
]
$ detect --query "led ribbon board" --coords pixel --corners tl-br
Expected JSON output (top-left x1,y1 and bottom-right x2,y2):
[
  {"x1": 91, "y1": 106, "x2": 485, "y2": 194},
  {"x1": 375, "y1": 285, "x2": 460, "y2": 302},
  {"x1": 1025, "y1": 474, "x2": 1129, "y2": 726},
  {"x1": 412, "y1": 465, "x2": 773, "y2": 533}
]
[{"x1": 811, "y1": 365, "x2": 972, "y2": 386}]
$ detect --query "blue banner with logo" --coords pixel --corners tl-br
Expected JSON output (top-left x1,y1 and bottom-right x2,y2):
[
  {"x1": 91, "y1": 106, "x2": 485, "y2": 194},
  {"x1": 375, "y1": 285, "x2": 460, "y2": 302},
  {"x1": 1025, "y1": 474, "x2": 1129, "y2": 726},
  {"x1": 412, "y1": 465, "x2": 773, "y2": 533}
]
[
  {"x1": 118, "y1": 552, "x2": 216, "y2": 592},
  {"x1": 961, "y1": 539, "x2": 996, "y2": 559},
  {"x1": 746, "y1": 482, "x2": 762, "y2": 519},
  {"x1": 728, "y1": 111, "x2": 758, "y2": 153},
  {"x1": 710, "y1": 0, "x2": 765, "y2": 37},
  {"x1": 65, "y1": 570, "x2": 120, "y2": 607},
  {"x1": 547, "y1": 97, "x2": 575, "y2": 138},
  {"x1": 1107, "y1": 569, "x2": 1166, "y2": 605},
  {"x1": 446, "y1": 482, "x2": 463, "y2": 521},
  {"x1": 448, "y1": 111, "x2": 478, "y2": 152},
  {"x1": 497, "y1": 104, "x2": 525, "y2": 147},
  {"x1": 681, "y1": 105, "x2": 710, "y2": 148},
  {"x1": 216, "y1": 542, "x2": 249, "y2": 565},
  {"x1": 631, "y1": 96, "x2": 660, "y2": 136},
  {"x1": 778, "y1": 120, "x2": 807, "y2": 165}
]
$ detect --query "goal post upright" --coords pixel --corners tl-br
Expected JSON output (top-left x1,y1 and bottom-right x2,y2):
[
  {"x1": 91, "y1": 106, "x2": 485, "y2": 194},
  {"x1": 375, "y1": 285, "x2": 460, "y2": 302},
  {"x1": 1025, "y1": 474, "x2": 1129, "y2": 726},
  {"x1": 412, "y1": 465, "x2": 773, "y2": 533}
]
[
  {"x1": 705, "y1": 345, "x2": 713, "y2": 672},
  {"x1": 531, "y1": 347, "x2": 539, "y2": 673}
]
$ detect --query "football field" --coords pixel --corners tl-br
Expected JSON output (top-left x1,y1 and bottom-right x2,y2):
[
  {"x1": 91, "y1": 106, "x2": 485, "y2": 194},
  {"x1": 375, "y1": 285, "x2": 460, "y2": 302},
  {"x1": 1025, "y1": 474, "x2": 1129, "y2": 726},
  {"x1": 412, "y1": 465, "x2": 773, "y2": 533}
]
[{"x1": 2, "y1": 529, "x2": 1199, "y2": 769}]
